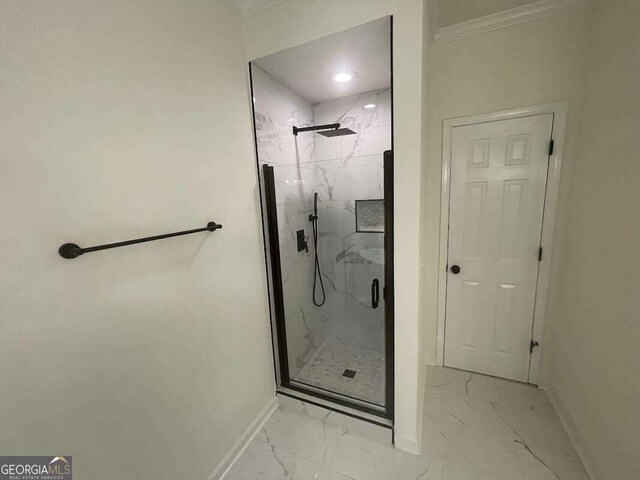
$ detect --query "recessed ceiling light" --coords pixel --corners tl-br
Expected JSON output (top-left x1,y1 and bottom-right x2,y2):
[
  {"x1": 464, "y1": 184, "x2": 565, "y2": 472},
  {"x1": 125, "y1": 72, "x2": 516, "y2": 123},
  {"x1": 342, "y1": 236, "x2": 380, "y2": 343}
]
[
  {"x1": 333, "y1": 71, "x2": 354, "y2": 83},
  {"x1": 364, "y1": 104, "x2": 376, "y2": 109}
]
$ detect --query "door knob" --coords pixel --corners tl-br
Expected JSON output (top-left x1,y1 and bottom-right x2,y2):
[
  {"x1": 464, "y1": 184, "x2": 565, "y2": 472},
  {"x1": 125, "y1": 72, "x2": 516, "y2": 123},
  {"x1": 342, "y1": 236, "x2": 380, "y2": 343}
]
[{"x1": 450, "y1": 265, "x2": 461, "y2": 274}]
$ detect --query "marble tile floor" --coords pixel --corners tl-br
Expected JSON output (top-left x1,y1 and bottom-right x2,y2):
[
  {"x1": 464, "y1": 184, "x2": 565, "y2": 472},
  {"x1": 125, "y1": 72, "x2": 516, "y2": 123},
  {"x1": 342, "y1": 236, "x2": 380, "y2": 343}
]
[
  {"x1": 422, "y1": 366, "x2": 589, "y2": 480},
  {"x1": 293, "y1": 337, "x2": 385, "y2": 406},
  {"x1": 224, "y1": 366, "x2": 589, "y2": 480}
]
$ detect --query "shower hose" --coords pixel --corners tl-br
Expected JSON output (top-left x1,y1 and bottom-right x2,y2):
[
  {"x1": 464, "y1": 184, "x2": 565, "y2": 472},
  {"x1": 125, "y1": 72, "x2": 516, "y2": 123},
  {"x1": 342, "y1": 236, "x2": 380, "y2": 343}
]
[{"x1": 310, "y1": 212, "x2": 326, "y2": 307}]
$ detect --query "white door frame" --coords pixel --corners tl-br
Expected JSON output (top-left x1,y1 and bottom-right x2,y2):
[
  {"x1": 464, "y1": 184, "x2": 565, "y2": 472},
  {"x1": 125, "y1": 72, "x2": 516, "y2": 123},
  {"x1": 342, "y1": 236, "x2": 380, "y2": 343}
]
[{"x1": 436, "y1": 102, "x2": 568, "y2": 384}]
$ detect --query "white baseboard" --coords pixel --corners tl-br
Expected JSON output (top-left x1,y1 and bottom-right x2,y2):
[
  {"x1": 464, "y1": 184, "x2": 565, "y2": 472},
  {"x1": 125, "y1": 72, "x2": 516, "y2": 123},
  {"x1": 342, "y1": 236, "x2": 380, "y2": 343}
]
[
  {"x1": 394, "y1": 434, "x2": 421, "y2": 455},
  {"x1": 543, "y1": 384, "x2": 601, "y2": 480},
  {"x1": 207, "y1": 397, "x2": 278, "y2": 480}
]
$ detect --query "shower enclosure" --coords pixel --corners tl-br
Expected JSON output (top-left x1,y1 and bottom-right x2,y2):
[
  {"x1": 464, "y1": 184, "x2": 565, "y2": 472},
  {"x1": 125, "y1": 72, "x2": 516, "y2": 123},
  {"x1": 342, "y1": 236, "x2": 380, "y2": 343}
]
[{"x1": 250, "y1": 17, "x2": 394, "y2": 419}]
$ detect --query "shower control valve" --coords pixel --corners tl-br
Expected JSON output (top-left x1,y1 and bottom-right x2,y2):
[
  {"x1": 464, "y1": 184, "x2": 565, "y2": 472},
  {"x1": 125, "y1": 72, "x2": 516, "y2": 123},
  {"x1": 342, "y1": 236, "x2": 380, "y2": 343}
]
[{"x1": 296, "y1": 229, "x2": 308, "y2": 253}]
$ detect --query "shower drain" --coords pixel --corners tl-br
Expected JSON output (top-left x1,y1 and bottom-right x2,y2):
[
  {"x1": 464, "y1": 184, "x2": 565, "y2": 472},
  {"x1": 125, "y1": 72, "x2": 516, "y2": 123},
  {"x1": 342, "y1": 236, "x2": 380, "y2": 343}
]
[{"x1": 342, "y1": 369, "x2": 357, "y2": 378}]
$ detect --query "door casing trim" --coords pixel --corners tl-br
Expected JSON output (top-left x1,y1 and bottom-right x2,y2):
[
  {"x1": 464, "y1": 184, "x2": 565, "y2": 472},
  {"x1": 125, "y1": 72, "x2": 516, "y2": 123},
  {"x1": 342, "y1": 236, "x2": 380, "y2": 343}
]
[{"x1": 436, "y1": 102, "x2": 569, "y2": 384}]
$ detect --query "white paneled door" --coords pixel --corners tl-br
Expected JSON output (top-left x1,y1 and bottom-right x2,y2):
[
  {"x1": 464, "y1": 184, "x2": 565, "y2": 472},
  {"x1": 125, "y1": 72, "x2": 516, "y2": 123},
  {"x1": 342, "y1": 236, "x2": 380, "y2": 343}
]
[{"x1": 444, "y1": 114, "x2": 553, "y2": 382}]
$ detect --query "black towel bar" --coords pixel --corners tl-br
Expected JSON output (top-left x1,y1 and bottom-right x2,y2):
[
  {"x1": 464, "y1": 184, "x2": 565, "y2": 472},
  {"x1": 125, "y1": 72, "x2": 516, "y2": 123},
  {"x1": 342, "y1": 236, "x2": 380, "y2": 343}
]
[{"x1": 58, "y1": 221, "x2": 222, "y2": 259}]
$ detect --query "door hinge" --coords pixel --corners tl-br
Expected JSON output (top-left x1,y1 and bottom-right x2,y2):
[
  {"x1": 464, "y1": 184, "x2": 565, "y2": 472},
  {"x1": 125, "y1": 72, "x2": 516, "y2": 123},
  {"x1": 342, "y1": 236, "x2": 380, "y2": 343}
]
[
  {"x1": 548, "y1": 139, "x2": 555, "y2": 156},
  {"x1": 538, "y1": 246, "x2": 543, "y2": 262},
  {"x1": 530, "y1": 340, "x2": 539, "y2": 354}
]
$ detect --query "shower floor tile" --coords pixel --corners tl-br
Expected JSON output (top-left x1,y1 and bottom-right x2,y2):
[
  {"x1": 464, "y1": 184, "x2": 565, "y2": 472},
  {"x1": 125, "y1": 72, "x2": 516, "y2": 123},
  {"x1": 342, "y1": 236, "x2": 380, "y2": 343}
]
[{"x1": 293, "y1": 337, "x2": 385, "y2": 406}]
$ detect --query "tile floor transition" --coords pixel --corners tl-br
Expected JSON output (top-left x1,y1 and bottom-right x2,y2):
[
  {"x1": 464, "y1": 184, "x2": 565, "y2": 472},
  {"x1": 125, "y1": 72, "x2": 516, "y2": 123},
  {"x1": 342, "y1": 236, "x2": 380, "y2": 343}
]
[
  {"x1": 293, "y1": 337, "x2": 385, "y2": 406},
  {"x1": 225, "y1": 366, "x2": 589, "y2": 480}
]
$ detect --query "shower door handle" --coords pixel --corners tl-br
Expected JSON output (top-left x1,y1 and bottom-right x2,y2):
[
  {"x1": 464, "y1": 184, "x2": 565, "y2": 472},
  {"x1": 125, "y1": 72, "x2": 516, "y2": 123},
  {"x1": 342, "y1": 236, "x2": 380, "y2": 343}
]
[{"x1": 371, "y1": 279, "x2": 380, "y2": 309}]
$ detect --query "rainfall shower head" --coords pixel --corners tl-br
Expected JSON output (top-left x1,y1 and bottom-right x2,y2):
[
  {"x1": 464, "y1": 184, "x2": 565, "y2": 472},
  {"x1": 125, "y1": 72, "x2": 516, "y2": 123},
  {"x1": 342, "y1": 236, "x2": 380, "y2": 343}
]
[
  {"x1": 316, "y1": 128, "x2": 357, "y2": 137},
  {"x1": 293, "y1": 123, "x2": 357, "y2": 137}
]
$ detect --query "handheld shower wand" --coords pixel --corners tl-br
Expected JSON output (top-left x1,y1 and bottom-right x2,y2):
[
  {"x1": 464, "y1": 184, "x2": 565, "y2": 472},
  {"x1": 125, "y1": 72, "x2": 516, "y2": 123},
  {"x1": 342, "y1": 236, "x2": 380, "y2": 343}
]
[{"x1": 309, "y1": 193, "x2": 326, "y2": 306}]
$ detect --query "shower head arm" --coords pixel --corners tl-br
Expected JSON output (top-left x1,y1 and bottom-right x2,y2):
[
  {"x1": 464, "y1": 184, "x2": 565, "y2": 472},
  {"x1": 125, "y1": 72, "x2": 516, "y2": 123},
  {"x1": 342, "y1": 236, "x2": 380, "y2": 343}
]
[{"x1": 293, "y1": 123, "x2": 340, "y2": 136}]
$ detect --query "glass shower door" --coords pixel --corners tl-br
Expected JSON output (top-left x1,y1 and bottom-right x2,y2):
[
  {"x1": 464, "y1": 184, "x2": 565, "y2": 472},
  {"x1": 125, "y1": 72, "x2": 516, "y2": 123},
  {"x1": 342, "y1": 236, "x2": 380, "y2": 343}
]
[
  {"x1": 289, "y1": 162, "x2": 388, "y2": 410},
  {"x1": 260, "y1": 145, "x2": 393, "y2": 417},
  {"x1": 249, "y1": 16, "x2": 393, "y2": 419}
]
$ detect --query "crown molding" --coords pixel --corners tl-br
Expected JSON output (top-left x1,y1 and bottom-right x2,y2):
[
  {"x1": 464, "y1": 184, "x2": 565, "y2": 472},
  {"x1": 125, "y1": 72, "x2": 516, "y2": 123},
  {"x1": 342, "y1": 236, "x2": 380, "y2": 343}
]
[
  {"x1": 433, "y1": 0, "x2": 589, "y2": 45},
  {"x1": 223, "y1": 0, "x2": 288, "y2": 18}
]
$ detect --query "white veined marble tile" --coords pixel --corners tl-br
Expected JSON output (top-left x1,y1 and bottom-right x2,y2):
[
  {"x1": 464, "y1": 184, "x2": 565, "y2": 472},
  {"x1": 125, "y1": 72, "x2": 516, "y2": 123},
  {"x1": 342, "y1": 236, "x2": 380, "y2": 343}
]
[
  {"x1": 425, "y1": 366, "x2": 550, "y2": 408},
  {"x1": 491, "y1": 401, "x2": 578, "y2": 456},
  {"x1": 434, "y1": 393, "x2": 520, "y2": 440},
  {"x1": 329, "y1": 433, "x2": 433, "y2": 480},
  {"x1": 226, "y1": 368, "x2": 588, "y2": 480},
  {"x1": 259, "y1": 408, "x2": 347, "y2": 467},
  {"x1": 273, "y1": 164, "x2": 316, "y2": 206},
  {"x1": 225, "y1": 403, "x2": 507, "y2": 480},
  {"x1": 313, "y1": 90, "x2": 391, "y2": 163},
  {"x1": 224, "y1": 437, "x2": 354, "y2": 480},
  {"x1": 290, "y1": 457, "x2": 354, "y2": 480},
  {"x1": 421, "y1": 459, "x2": 497, "y2": 480},
  {"x1": 422, "y1": 367, "x2": 589, "y2": 480},
  {"x1": 224, "y1": 436, "x2": 297, "y2": 480},
  {"x1": 276, "y1": 395, "x2": 393, "y2": 445},
  {"x1": 327, "y1": 317, "x2": 385, "y2": 353},
  {"x1": 252, "y1": 78, "x2": 315, "y2": 170},
  {"x1": 315, "y1": 134, "x2": 342, "y2": 162}
]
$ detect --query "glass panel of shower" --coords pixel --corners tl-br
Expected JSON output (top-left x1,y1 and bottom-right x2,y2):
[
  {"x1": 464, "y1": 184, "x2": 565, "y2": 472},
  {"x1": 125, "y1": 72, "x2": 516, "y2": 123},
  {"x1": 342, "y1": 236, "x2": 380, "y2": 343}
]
[{"x1": 250, "y1": 17, "x2": 393, "y2": 419}]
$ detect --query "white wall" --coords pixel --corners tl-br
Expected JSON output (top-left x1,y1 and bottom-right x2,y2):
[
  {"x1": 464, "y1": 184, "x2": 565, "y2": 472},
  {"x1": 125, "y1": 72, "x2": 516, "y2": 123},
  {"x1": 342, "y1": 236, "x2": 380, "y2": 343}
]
[
  {"x1": 422, "y1": 2, "x2": 640, "y2": 477},
  {"x1": 542, "y1": 1, "x2": 640, "y2": 478},
  {"x1": 242, "y1": 0, "x2": 427, "y2": 453},
  {"x1": 421, "y1": 7, "x2": 590, "y2": 366},
  {"x1": 0, "y1": 1, "x2": 275, "y2": 479}
]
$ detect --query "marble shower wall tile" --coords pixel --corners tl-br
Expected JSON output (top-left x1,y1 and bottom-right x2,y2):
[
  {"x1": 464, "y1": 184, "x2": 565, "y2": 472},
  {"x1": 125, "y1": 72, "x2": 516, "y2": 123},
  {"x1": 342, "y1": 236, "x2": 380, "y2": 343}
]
[
  {"x1": 313, "y1": 199, "x2": 384, "y2": 336},
  {"x1": 252, "y1": 65, "x2": 324, "y2": 377},
  {"x1": 311, "y1": 90, "x2": 390, "y2": 361},
  {"x1": 324, "y1": 314, "x2": 385, "y2": 353},
  {"x1": 252, "y1": 65, "x2": 315, "y2": 167},
  {"x1": 314, "y1": 89, "x2": 392, "y2": 163},
  {"x1": 273, "y1": 164, "x2": 317, "y2": 206},
  {"x1": 315, "y1": 157, "x2": 384, "y2": 203}
]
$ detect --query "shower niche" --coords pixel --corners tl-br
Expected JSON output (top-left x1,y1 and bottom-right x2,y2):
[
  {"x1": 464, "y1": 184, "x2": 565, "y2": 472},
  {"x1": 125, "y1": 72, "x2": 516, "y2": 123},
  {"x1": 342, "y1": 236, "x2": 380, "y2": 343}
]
[{"x1": 250, "y1": 17, "x2": 394, "y2": 421}]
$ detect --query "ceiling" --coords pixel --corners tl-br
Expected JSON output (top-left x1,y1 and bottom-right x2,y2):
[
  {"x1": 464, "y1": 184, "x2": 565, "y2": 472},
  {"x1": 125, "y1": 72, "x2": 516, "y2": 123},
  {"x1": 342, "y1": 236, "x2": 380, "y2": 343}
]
[
  {"x1": 252, "y1": 17, "x2": 391, "y2": 104},
  {"x1": 223, "y1": 0, "x2": 287, "y2": 17}
]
